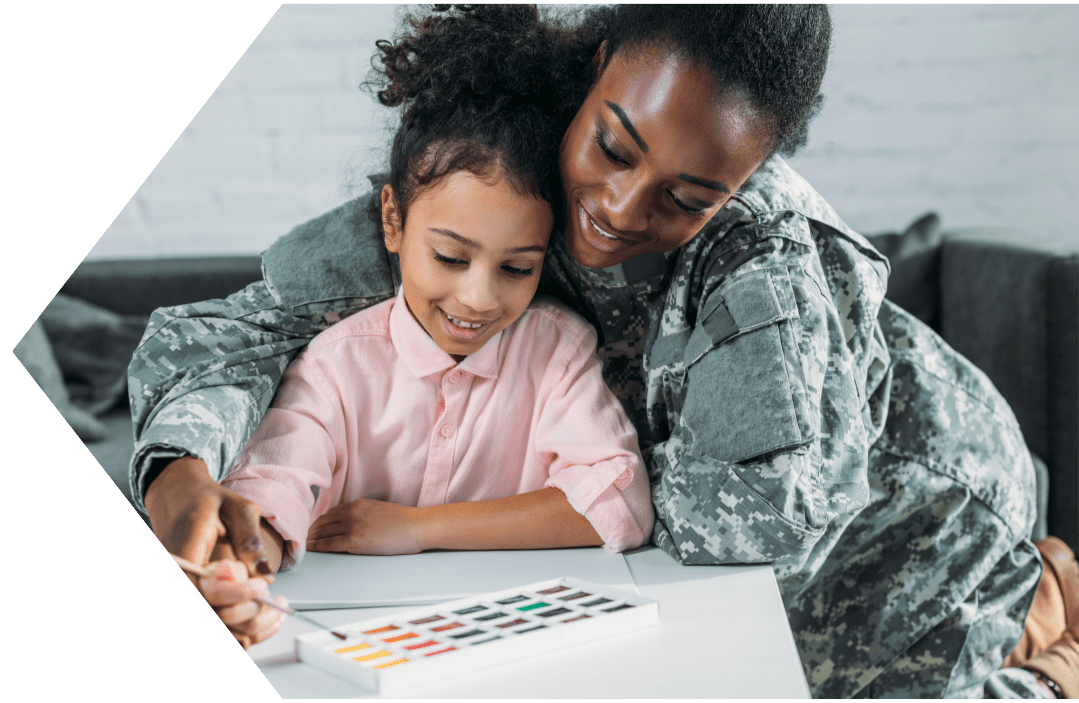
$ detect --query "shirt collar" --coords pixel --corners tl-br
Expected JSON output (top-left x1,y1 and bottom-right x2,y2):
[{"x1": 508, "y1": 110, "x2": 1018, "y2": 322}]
[{"x1": 388, "y1": 288, "x2": 503, "y2": 380}]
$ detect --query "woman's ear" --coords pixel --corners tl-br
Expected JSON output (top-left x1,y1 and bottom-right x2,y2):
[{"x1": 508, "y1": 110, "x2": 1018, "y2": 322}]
[
  {"x1": 589, "y1": 41, "x2": 609, "y2": 87},
  {"x1": 381, "y1": 184, "x2": 402, "y2": 253}
]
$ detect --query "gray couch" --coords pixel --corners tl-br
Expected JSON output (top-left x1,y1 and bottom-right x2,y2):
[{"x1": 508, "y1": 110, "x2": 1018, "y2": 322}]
[{"x1": 47, "y1": 224, "x2": 1079, "y2": 552}]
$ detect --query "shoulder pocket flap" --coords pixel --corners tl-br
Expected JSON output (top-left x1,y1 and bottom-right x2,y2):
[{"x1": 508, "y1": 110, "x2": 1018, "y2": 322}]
[{"x1": 685, "y1": 268, "x2": 799, "y2": 367}]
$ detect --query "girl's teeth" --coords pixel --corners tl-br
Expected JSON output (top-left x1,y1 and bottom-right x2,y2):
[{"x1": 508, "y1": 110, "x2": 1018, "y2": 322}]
[{"x1": 447, "y1": 314, "x2": 482, "y2": 329}]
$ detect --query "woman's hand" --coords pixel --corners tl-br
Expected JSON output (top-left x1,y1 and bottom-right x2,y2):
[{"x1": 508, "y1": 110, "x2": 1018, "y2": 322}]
[
  {"x1": 145, "y1": 456, "x2": 272, "y2": 577},
  {"x1": 307, "y1": 498, "x2": 425, "y2": 556},
  {"x1": 196, "y1": 558, "x2": 285, "y2": 650}
]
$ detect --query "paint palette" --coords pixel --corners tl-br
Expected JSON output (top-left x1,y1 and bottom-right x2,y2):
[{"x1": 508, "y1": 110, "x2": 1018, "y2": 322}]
[{"x1": 295, "y1": 576, "x2": 658, "y2": 693}]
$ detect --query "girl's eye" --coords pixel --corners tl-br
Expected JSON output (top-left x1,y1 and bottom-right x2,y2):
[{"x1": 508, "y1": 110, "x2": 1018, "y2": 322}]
[
  {"x1": 434, "y1": 252, "x2": 465, "y2": 266},
  {"x1": 594, "y1": 129, "x2": 629, "y2": 166},
  {"x1": 667, "y1": 190, "x2": 710, "y2": 217},
  {"x1": 502, "y1": 265, "x2": 534, "y2": 278}
]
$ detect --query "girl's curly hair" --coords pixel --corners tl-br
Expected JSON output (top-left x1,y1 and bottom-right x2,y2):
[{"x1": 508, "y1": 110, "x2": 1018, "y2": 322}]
[
  {"x1": 364, "y1": 5, "x2": 588, "y2": 228},
  {"x1": 362, "y1": 3, "x2": 832, "y2": 230}
]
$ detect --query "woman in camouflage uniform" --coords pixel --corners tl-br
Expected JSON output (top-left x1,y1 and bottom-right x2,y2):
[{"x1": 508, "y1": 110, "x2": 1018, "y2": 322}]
[{"x1": 129, "y1": 5, "x2": 1052, "y2": 697}]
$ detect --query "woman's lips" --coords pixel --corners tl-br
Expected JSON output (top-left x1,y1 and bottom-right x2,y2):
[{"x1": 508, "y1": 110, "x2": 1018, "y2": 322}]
[
  {"x1": 440, "y1": 309, "x2": 490, "y2": 341},
  {"x1": 577, "y1": 202, "x2": 639, "y2": 255}
]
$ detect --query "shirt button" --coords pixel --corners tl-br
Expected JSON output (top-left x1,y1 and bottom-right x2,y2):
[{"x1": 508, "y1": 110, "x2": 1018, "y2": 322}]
[
  {"x1": 448, "y1": 371, "x2": 462, "y2": 384},
  {"x1": 440, "y1": 425, "x2": 454, "y2": 438}
]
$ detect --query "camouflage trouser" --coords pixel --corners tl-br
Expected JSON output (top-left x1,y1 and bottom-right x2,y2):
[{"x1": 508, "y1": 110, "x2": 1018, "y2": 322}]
[{"x1": 781, "y1": 301, "x2": 1044, "y2": 698}]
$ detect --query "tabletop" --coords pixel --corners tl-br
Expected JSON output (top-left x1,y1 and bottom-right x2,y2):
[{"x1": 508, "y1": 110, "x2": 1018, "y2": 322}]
[{"x1": 249, "y1": 546, "x2": 811, "y2": 698}]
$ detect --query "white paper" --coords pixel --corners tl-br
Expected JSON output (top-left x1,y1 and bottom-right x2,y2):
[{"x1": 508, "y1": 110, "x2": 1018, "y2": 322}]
[{"x1": 271, "y1": 548, "x2": 636, "y2": 609}]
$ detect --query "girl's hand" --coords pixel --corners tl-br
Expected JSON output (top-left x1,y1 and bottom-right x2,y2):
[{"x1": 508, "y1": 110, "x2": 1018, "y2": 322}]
[
  {"x1": 198, "y1": 558, "x2": 285, "y2": 650},
  {"x1": 307, "y1": 499, "x2": 425, "y2": 556}
]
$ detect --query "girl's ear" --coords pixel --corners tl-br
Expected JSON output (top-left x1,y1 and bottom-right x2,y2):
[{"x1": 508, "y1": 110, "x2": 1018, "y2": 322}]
[{"x1": 381, "y1": 184, "x2": 403, "y2": 253}]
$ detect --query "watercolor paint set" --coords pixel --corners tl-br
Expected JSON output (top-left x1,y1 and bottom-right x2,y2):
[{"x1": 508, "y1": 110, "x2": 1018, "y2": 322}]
[{"x1": 295, "y1": 576, "x2": 659, "y2": 693}]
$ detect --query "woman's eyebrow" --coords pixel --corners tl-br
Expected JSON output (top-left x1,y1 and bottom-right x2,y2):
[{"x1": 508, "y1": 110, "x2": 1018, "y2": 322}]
[
  {"x1": 604, "y1": 100, "x2": 648, "y2": 153},
  {"x1": 678, "y1": 173, "x2": 730, "y2": 194},
  {"x1": 431, "y1": 228, "x2": 545, "y2": 254}
]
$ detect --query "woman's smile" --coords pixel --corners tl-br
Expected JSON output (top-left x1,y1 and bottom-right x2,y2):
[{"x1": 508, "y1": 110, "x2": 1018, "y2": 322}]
[
  {"x1": 558, "y1": 46, "x2": 772, "y2": 270},
  {"x1": 576, "y1": 200, "x2": 644, "y2": 255}
]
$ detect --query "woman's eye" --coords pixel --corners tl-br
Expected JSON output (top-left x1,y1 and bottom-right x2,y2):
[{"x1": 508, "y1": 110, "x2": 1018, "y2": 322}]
[
  {"x1": 594, "y1": 130, "x2": 629, "y2": 166},
  {"x1": 434, "y1": 252, "x2": 465, "y2": 266},
  {"x1": 502, "y1": 265, "x2": 534, "y2": 278},
  {"x1": 667, "y1": 190, "x2": 710, "y2": 216}
]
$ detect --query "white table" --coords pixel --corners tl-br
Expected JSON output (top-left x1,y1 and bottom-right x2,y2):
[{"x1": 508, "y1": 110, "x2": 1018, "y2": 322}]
[{"x1": 249, "y1": 547, "x2": 810, "y2": 698}]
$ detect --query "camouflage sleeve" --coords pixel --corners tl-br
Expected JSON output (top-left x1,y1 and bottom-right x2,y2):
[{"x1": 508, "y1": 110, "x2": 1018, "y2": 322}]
[
  {"x1": 648, "y1": 241, "x2": 883, "y2": 568},
  {"x1": 126, "y1": 280, "x2": 374, "y2": 513}
]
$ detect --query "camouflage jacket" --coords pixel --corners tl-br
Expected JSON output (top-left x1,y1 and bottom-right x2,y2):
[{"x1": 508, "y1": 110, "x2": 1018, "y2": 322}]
[{"x1": 128, "y1": 157, "x2": 1041, "y2": 697}]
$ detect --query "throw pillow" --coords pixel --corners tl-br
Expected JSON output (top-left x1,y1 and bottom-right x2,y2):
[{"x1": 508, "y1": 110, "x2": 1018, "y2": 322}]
[{"x1": 865, "y1": 212, "x2": 944, "y2": 329}]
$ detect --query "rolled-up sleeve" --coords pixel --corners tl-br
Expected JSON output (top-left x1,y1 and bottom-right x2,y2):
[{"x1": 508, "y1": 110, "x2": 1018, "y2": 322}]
[{"x1": 538, "y1": 325, "x2": 653, "y2": 553}]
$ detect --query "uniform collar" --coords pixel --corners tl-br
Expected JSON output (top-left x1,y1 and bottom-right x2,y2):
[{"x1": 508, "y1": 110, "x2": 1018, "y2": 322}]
[
  {"x1": 261, "y1": 192, "x2": 398, "y2": 311},
  {"x1": 388, "y1": 288, "x2": 502, "y2": 381},
  {"x1": 550, "y1": 231, "x2": 674, "y2": 291}
]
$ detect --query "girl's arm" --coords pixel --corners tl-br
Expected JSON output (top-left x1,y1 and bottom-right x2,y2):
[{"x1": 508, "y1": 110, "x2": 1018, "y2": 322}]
[{"x1": 306, "y1": 488, "x2": 602, "y2": 555}]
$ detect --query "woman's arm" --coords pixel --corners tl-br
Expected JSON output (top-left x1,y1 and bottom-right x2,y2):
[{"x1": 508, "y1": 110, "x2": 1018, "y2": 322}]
[
  {"x1": 647, "y1": 221, "x2": 890, "y2": 568},
  {"x1": 129, "y1": 193, "x2": 396, "y2": 571},
  {"x1": 129, "y1": 280, "x2": 365, "y2": 571}
]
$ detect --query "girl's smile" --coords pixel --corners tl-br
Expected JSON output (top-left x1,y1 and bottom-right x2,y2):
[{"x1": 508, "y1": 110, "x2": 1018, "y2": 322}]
[{"x1": 381, "y1": 170, "x2": 553, "y2": 360}]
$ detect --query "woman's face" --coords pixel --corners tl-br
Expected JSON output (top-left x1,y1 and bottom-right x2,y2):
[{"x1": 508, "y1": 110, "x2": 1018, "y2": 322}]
[{"x1": 559, "y1": 45, "x2": 774, "y2": 269}]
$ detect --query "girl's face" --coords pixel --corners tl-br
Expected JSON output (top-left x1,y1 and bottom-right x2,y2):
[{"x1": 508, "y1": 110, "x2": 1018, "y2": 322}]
[
  {"x1": 382, "y1": 171, "x2": 553, "y2": 361},
  {"x1": 559, "y1": 45, "x2": 774, "y2": 269}
]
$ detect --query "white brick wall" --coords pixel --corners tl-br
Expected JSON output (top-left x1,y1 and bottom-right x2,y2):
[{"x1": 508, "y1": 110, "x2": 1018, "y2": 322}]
[
  {"x1": 787, "y1": 4, "x2": 1079, "y2": 248},
  {"x1": 86, "y1": 4, "x2": 1079, "y2": 260}
]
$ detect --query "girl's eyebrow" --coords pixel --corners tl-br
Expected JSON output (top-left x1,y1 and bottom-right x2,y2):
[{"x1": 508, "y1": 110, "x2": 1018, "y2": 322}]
[
  {"x1": 431, "y1": 228, "x2": 546, "y2": 254},
  {"x1": 604, "y1": 100, "x2": 648, "y2": 153}
]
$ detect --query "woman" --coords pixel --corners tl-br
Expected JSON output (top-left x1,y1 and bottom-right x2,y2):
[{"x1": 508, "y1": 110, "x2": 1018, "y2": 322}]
[{"x1": 129, "y1": 5, "x2": 1055, "y2": 697}]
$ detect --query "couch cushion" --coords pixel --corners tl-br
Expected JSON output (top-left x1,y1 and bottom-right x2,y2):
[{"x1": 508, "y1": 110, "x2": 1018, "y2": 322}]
[{"x1": 940, "y1": 240, "x2": 1077, "y2": 551}]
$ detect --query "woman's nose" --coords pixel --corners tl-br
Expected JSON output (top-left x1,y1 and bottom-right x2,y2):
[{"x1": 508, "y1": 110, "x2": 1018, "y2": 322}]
[{"x1": 601, "y1": 173, "x2": 651, "y2": 233}]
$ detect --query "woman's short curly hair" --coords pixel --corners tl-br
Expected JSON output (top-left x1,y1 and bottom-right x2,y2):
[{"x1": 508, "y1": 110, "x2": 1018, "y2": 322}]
[{"x1": 576, "y1": 4, "x2": 832, "y2": 158}]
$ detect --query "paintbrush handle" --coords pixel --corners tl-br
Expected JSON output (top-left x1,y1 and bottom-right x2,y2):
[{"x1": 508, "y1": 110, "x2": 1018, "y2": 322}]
[
  {"x1": 171, "y1": 553, "x2": 215, "y2": 579},
  {"x1": 254, "y1": 595, "x2": 293, "y2": 615},
  {"x1": 170, "y1": 553, "x2": 348, "y2": 640}
]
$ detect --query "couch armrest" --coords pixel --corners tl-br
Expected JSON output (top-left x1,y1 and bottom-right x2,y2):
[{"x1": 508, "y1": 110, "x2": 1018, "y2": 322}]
[{"x1": 938, "y1": 239, "x2": 1078, "y2": 552}]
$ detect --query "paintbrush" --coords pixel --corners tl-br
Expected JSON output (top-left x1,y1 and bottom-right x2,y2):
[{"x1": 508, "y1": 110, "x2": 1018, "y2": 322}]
[{"x1": 171, "y1": 553, "x2": 349, "y2": 640}]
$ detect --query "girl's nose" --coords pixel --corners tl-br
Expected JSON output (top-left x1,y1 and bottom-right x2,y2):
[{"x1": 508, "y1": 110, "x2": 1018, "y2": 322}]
[
  {"x1": 600, "y1": 172, "x2": 651, "y2": 233},
  {"x1": 458, "y1": 270, "x2": 498, "y2": 313}
]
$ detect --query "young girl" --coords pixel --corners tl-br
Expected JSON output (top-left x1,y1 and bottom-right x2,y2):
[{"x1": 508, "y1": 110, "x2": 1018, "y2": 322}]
[{"x1": 219, "y1": 10, "x2": 652, "y2": 576}]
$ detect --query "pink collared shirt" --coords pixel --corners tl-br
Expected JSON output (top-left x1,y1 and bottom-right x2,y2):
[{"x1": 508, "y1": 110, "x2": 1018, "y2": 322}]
[{"x1": 224, "y1": 289, "x2": 653, "y2": 566}]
